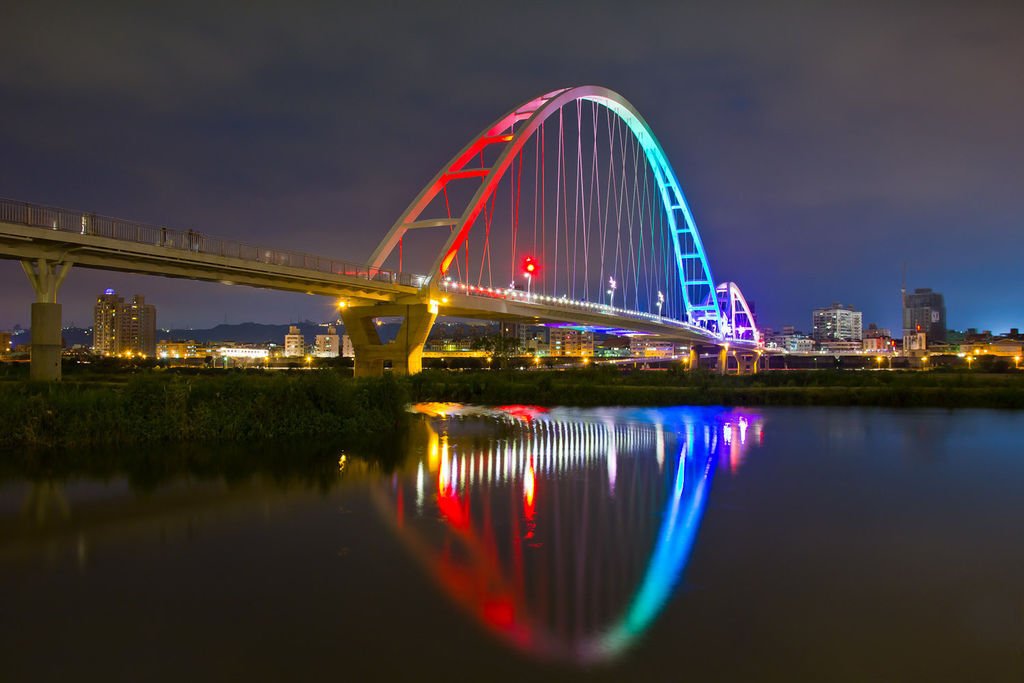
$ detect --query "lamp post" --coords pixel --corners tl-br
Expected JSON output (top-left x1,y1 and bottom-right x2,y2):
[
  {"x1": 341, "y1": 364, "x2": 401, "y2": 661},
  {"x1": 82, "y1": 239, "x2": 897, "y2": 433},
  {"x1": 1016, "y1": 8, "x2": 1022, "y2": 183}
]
[
  {"x1": 607, "y1": 276, "x2": 617, "y2": 307},
  {"x1": 522, "y1": 256, "x2": 537, "y2": 295},
  {"x1": 1015, "y1": 355, "x2": 1021, "y2": 370},
  {"x1": 656, "y1": 290, "x2": 664, "y2": 317}
]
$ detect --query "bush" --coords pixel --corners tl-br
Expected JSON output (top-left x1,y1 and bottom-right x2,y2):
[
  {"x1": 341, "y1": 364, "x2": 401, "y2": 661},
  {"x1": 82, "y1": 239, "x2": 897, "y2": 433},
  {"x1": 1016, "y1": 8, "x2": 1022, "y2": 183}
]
[{"x1": 0, "y1": 371, "x2": 409, "y2": 450}]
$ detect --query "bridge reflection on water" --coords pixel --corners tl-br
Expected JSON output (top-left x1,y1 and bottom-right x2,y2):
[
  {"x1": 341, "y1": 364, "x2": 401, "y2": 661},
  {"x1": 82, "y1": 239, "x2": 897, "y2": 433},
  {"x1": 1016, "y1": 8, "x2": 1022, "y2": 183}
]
[{"x1": 376, "y1": 403, "x2": 765, "y2": 664}]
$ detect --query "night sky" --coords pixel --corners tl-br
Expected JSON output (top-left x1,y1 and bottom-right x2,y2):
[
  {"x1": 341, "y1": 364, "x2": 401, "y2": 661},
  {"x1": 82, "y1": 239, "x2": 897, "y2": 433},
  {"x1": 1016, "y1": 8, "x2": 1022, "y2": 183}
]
[{"x1": 2, "y1": 1, "x2": 1022, "y2": 333}]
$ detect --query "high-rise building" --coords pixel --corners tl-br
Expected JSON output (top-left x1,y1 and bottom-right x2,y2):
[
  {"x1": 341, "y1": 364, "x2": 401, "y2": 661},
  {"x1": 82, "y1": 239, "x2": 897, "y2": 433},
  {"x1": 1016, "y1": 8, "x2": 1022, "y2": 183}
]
[
  {"x1": 314, "y1": 326, "x2": 341, "y2": 358},
  {"x1": 903, "y1": 288, "x2": 946, "y2": 343},
  {"x1": 284, "y1": 325, "x2": 305, "y2": 357},
  {"x1": 121, "y1": 295, "x2": 157, "y2": 357},
  {"x1": 812, "y1": 303, "x2": 862, "y2": 342},
  {"x1": 92, "y1": 290, "x2": 157, "y2": 356},
  {"x1": 93, "y1": 289, "x2": 121, "y2": 355}
]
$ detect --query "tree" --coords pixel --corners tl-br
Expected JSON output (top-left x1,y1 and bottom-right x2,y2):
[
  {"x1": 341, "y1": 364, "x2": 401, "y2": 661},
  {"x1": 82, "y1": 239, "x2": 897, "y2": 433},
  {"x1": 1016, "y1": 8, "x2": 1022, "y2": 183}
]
[{"x1": 471, "y1": 335, "x2": 521, "y2": 369}]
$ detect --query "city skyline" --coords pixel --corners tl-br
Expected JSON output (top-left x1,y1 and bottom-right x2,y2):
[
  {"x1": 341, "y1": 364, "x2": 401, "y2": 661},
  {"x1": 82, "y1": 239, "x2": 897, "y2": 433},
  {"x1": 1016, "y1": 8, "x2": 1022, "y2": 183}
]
[
  {"x1": 2, "y1": 2, "x2": 1023, "y2": 333},
  {"x1": 2, "y1": 282, "x2": 1012, "y2": 341}
]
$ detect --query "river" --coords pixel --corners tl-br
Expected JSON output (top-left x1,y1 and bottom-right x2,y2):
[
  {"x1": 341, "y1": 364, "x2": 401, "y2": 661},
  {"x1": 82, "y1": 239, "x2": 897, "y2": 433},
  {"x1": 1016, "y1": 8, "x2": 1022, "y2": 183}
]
[{"x1": 2, "y1": 405, "x2": 1023, "y2": 681}]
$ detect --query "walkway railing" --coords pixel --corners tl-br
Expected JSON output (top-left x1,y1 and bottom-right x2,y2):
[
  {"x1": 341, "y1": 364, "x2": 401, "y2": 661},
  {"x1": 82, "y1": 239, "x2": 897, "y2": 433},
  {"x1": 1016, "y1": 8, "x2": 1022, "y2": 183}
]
[
  {"x1": 0, "y1": 198, "x2": 425, "y2": 288},
  {"x1": 439, "y1": 278, "x2": 718, "y2": 338}
]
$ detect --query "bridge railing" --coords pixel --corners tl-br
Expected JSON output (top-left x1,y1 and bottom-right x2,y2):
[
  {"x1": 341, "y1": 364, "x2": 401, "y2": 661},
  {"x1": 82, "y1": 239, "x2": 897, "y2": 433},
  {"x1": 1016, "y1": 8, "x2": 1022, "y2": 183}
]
[
  {"x1": 440, "y1": 279, "x2": 716, "y2": 338},
  {"x1": 0, "y1": 198, "x2": 425, "y2": 288}
]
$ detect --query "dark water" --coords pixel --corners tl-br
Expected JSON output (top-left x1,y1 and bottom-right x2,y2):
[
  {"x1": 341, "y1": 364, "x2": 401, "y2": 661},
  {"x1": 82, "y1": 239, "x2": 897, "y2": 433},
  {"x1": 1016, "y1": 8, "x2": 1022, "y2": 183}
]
[{"x1": 2, "y1": 405, "x2": 1023, "y2": 682}]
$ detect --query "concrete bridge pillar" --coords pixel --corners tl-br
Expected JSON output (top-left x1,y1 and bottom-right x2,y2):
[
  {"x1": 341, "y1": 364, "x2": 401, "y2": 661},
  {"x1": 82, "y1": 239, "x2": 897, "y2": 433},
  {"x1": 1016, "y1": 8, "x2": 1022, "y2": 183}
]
[
  {"x1": 21, "y1": 258, "x2": 73, "y2": 382},
  {"x1": 733, "y1": 351, "x2": 756, "y2": 375},
  {"x1": 341, "y1": 302, "x2": 436, "y2": 378},
  {"x1": 718, "y1": 345, "x2": 729, "y2": 375}
]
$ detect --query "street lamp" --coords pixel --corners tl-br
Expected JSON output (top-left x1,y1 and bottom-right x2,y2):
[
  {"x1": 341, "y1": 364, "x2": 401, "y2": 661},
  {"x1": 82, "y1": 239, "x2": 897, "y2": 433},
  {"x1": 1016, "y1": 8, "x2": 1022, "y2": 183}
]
[
  {"x1": 1015, "y1": 355, "x2": 1021, "y2": 370},
  {"x1": 966, "y1": 355, "x2": 974, "y2": 370},
  {"x1": 607, "y1": 276, "x2": 617, "y2": 307},
  {"x1": 522, "y1": 256, "x2": 538, "y2": 295},
  {"x1": 656, "y1": 291, "x2": 664, "y2": 317}
]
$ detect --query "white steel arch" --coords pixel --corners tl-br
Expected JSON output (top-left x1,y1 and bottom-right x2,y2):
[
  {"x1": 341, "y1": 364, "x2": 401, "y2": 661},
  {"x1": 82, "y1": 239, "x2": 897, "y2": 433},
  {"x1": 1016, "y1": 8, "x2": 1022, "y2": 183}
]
[
  {"x1": 708, "y1": 281, "x2": 760, "y2": 344},
  {"x1": 368, "y1": 86, "x2": 723, "y2": 330}
]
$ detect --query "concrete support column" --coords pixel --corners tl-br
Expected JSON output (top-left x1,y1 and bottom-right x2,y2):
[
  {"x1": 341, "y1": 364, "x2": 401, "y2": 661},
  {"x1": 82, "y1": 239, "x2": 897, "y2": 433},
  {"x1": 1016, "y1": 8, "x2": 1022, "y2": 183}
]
[
  {"x1": 718, "y1": 346, "x2": 729, "y2": 375},
  {"x1": 30, "y1": 303, "x2": 62, "y2": 381},
  {"x1": 21, "y1": 258, "x2": 73, "y2": 382},
  {"x1": 737, "y1": 351, "x2": 751, "y2": 375},
  {"x1": 687, "y1": 346, "x2": 698, "y2": 372},
  {"x1": 342, "y1": 305, "x2": 385, "y2": 378},
  {"x1": 341, "y1": 302, "x2": 436, "y2": 378}
]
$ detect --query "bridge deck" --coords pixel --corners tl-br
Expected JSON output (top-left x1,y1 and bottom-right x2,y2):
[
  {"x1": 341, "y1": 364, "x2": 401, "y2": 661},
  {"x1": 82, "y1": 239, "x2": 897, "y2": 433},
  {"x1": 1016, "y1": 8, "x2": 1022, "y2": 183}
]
[
  {"x1": 0, "y1": 199, "x2": 419, "y2": 302},
  {"x1": 438, "y1": 290, "x2": 722, "y2": 344}
]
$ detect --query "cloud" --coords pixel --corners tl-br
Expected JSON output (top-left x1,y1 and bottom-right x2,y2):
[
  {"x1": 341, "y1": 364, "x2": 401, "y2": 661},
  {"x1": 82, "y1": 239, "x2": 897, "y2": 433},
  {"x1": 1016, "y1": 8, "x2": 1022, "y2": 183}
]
[{"x1": 1, "y1": 0, "x2": 1022, "y2": 330}]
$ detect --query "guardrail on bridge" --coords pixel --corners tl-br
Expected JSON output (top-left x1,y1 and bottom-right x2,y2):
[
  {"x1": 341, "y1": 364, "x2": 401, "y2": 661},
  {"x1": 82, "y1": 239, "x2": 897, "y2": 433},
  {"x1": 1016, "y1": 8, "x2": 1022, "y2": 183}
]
[{"x1": 0, "y1": 198, "x2": 424, "y2": 288}]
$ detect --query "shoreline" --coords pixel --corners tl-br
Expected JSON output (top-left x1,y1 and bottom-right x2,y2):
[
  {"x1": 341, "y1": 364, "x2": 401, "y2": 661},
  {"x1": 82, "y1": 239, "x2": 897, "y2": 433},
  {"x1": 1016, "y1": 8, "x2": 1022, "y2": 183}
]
[
  {"x1": 2, "y1": 368, "x2": 1023, "y2": 451},
  {"x1": 409, "y1": 368, "x2": 1024, "y2": 410}
]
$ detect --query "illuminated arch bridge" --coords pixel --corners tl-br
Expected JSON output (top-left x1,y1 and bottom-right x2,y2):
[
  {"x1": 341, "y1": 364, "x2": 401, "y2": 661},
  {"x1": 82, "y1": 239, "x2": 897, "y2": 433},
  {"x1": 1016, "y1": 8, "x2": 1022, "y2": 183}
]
[
  {"x1": 0, "y1": 86, "x2": 759, "y2": 379},
  {"x1": 352, "y1": 86, "x2": 761, "y2": 375}
]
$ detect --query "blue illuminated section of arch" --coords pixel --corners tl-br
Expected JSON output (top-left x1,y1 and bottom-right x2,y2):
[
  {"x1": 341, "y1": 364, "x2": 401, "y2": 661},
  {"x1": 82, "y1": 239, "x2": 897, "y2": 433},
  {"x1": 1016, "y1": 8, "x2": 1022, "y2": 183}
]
[
  {"x1": 588, "y1": 408, "x2": 717, "y2": 659},
  {"x1": 581, "y1": 95, "x2": 723, "y2": 334}
]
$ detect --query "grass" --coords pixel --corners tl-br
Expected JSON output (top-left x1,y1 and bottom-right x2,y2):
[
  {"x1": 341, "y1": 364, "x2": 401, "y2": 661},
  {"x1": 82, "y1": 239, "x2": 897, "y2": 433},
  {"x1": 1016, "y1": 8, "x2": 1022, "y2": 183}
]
[
  {"x1": 0, "y1": 370, "x2": 408, "y2": 450},
  {"x1": 2, "y1": 365, "x2": 1022, "y2": 452},
  {"x1": 408, "y1": 367, "x2": 1024, "y2": 409}
]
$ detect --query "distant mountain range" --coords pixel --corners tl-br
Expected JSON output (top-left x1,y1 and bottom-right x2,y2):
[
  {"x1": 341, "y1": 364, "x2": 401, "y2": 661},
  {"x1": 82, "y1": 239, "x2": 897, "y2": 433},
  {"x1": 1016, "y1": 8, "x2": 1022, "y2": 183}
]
[{"x1": 10, "y1": 319, "x2": 496, "y2": 348}]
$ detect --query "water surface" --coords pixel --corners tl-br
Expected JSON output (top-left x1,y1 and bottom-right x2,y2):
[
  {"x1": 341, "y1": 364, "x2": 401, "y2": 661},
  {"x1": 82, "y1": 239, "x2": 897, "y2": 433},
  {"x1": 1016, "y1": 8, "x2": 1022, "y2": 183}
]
[{"x1": 2, "y1": 405, "x2": 1022, "y2": 681}]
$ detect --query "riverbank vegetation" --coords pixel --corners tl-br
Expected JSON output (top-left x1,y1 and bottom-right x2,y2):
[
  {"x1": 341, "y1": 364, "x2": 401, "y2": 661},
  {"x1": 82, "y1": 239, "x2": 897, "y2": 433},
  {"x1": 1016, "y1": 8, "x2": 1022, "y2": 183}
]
[
  {"x1": 408, "y1": 367, "x2": 1024, "y2": 409},
  {"x1": 0, "y1": 371, "x2": 408, "y2": 450},
  {"x1": 2, "y1": 366, "x2": 1023, "y2": 451}
]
